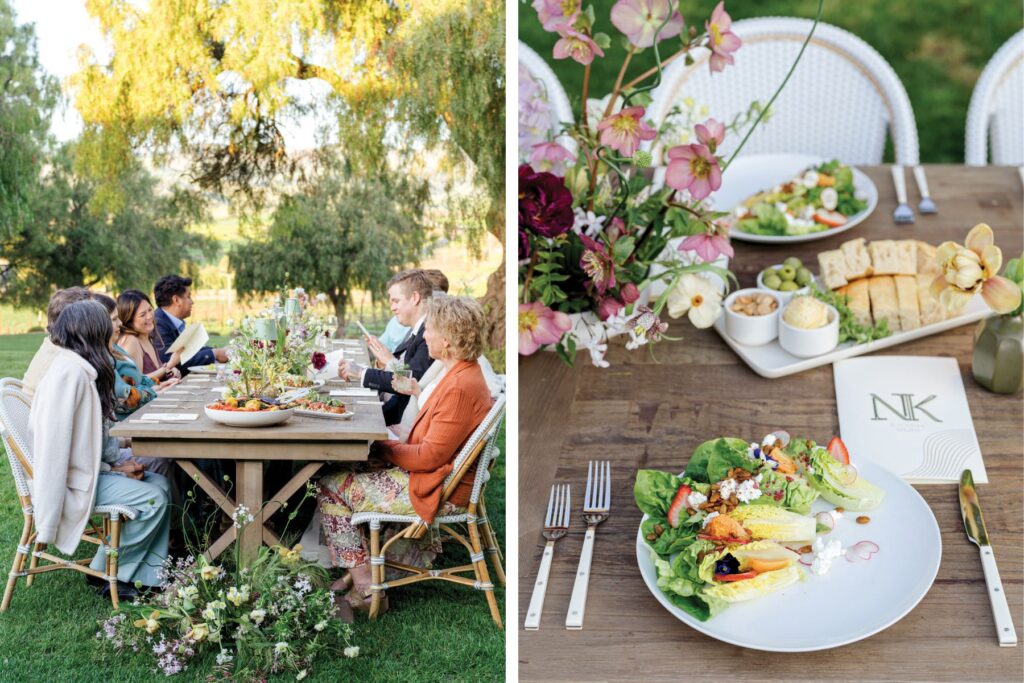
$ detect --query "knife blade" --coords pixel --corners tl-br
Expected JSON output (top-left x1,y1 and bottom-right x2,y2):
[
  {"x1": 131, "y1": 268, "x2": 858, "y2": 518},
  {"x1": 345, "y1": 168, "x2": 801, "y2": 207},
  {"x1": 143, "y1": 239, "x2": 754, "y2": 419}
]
[{"x1": 959, "y1": 469, "x2": 1017, "y2": 646}]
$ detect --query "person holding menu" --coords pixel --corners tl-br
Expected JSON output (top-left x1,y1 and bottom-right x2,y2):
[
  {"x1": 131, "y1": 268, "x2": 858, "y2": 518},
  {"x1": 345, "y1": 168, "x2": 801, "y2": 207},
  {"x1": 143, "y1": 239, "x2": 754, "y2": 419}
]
[
  {"x1": 338, "y1": 269, "x2": 434, "y2": 425},
  {"x1": 152, "y1": 275, "x2": 229, "y2": 377}
]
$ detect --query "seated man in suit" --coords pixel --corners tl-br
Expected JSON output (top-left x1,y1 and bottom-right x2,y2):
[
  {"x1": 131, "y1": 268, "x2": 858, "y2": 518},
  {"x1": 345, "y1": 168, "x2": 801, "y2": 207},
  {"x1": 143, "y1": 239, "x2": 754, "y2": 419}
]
[
  {"x1": 338, "y1": 269, "x2": 434, "y2": 426},
  {"x1": 152, "y1": 275, "x2": 229, "y2": 377}
]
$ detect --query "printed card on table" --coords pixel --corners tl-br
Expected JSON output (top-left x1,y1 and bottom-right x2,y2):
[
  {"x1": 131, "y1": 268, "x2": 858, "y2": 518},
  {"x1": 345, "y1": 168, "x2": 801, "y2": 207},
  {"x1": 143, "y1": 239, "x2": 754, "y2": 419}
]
[{"x1": 833, "y1": 356, "x2": 987, "y2": 483}]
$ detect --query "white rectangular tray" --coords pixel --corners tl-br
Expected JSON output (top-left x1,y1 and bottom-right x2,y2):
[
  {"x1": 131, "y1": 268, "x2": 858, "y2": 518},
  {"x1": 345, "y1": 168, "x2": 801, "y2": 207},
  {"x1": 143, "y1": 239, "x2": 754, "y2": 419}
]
[
  {"x1": 714, "y1": 295, "x2": 993, "y2": 378},
  {"x1": 294, "y1": 408, "x2": 354, "y2": 420}
]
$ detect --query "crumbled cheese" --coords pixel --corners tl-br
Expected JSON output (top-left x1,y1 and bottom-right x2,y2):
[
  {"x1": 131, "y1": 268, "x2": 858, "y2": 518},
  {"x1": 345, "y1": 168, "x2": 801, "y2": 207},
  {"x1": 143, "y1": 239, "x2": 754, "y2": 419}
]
[
  {"x1": 685, "y1": 490, "x2": 707, "y2": 509},
  {"x1": 735, "y1": 479, "x2": 762, "y2": 503},
  {"x1": 802, "y1": 170, "x2": 819, "y2": 188},
  {"x1": 717, "y1": 478, "x2": 738, "y2": 500},
  {"x1": 809, "y1": 537, "x2": 843, "y2": 576},
  {"x1": 701, "y1": 511, "x2": 720, "y2": 529}
]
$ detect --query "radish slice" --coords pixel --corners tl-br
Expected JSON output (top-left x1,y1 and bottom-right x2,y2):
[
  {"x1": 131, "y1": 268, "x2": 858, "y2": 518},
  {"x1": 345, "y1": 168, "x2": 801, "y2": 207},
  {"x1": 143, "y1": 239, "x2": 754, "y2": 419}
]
[
  {"x1": 837, "y1": 463, "x2": 859, "y2": 486},
  {"x1": 845, "y1": 540, "x2": 879, "y2": 563},
  {"x1": 815, "y1": 511, "x2": 835, "y2": 533},
  {"x1": 798, "y1": 556, "x2": 813, "y2": 567}
]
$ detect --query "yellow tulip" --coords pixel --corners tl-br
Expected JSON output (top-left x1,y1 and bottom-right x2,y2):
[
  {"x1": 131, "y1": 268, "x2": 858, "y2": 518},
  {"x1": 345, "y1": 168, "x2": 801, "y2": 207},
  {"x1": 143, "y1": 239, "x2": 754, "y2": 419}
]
[{"x1": 133, "y1": 610, "x2": 161, "y2": 634}]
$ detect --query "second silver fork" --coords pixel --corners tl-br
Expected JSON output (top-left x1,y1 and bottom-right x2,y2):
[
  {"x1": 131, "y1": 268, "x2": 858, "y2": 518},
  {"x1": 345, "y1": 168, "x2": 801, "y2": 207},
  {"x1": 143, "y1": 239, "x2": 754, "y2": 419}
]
[
  {"x1": 566, "y1": 461, "x2": 611, "y2": 630},
  {"x1": 524, "y1": 484, "x2": 570, "y2": 630}
]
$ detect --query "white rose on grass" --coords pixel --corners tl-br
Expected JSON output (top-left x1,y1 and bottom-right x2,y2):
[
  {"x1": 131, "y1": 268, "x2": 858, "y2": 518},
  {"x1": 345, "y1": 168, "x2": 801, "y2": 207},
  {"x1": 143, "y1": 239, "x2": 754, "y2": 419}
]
[
  {"x1": 275, "y1": 641, "x2": 289, "y2": 654},
  {"x1": 667, "y1": 274, "x2": 723, "y2": 328},
  {"x1": 344, "y1": 646, "x2": 360, "y2": 658}
]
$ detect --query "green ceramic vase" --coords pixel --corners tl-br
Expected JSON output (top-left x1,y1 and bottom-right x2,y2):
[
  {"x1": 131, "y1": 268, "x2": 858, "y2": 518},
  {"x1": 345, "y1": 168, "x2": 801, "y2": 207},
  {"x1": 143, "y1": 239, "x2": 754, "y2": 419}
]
[{"x1": 972, "y1": 314, "x2": 1023, "y2": 394}]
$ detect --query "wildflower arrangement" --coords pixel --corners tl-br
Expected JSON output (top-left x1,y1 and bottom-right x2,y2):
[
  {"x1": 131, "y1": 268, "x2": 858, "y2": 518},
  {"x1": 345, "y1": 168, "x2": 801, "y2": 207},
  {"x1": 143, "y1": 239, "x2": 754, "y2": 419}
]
[
  {"x1": 519, "y1": 0, "x2": 823, "y2": 366},
  {"x1": 96, "y1": 486, "x2": 357, "y2": 680}
]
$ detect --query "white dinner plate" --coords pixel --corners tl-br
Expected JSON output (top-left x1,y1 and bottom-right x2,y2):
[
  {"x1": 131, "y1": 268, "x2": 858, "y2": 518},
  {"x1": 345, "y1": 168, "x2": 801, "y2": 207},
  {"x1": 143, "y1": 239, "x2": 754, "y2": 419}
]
[
  {"x1": 294, "y1": 408, "x2": 354, "y2": 421},
  {"x1": 710, "y1": 154, "x2": 878, "y2": 244},
  {"x1": 204, "y1": 406, "x2": 295, "y2": 427},
  {"x1": 635, "y1": 461, "x2": 941, "y2": 651}
]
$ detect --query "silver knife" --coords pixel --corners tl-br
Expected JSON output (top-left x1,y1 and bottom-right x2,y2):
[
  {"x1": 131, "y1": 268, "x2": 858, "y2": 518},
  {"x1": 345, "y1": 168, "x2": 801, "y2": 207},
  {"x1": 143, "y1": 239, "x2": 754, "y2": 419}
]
[{"x1": 959, "y1": 469, "x2": 1017, "y2": 646}]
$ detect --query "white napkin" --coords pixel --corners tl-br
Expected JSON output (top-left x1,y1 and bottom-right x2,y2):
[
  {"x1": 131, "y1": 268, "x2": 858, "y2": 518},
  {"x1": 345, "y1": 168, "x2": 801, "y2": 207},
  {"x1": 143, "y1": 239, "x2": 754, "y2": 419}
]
[
  {"x1": 132, "y1": 413, "x2": 199, "y2": 423},
  {"x1": 331, "y1": 388, "x2": 377, "y2": 397},
  {"x1": 357, "y1": 400, "x2": 384, "y2": 406}
]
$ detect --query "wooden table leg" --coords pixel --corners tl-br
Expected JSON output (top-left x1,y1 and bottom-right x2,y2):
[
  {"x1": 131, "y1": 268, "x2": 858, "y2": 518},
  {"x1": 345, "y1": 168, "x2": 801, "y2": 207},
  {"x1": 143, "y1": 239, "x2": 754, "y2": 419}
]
[{"x1": 235, "y1": 461, "x2": 264, "y2": 566}]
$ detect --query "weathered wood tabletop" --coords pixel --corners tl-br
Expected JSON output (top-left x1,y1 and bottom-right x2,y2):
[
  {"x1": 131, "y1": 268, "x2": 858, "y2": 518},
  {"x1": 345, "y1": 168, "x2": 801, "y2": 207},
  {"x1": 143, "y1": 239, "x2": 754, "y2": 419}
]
[
  {"x1": 111, "y1": 340, "x2": 387, "y2": 564},
  {"x1": 518, "y1": 166, "x2": 1024, "y2": 682}
]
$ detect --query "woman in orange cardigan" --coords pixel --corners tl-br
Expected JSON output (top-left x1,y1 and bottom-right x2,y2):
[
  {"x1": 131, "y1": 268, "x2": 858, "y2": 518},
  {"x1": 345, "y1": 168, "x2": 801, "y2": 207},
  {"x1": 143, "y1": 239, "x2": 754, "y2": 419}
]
[{"x1": 317, "y1": 295, "x2": 492, "y2": 611}]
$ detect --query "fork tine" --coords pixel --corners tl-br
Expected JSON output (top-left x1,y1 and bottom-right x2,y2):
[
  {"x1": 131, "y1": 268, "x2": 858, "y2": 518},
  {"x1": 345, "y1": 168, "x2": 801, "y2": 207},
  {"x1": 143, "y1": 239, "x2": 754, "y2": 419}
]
[
  {"x1": 544, "y1": 484, "x2": 556, "y2": 527},
  {"x1": 561, "y1": 484, "x2": 571, "y2": 527},
  {"x1": 604, "y1": 461, "x2": 612, "y2": 509},
  {"x1": 584, "y1": 460, "x2": 594, "y2": 509}
]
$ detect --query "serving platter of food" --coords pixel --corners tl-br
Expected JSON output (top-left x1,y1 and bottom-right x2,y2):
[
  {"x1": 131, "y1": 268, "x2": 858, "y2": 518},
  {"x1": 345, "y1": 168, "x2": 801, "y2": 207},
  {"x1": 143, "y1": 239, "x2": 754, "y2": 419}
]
[
  {"x1": 711, "y1": 154, "x2": 877, "y2": 244},
  {"x1": 292, "y1": 395, "x2": 354, "y2": 420},
  {"x1": 634, "y1": 432, "x2": 941, "y2": 652},
  {"x1": 714, "y1": 238, "x2": 994, "y2": 377},
  {"x1": 205, "y1": 397, "x2": 296, "y2": 427}
]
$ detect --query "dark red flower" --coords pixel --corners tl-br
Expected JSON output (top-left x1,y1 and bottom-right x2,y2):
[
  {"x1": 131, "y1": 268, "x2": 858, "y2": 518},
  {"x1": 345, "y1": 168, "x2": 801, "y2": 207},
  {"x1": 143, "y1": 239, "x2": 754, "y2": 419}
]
[
  {"x1": 519, "y1": 226, "x2": 531, "y2": 260},
  {"x1": 597, "y1": 295, "x2": 625, "y2": 321},
  {"x1": 519, "y1": 164, "x2": 574, "y2": 238},
  {"x1": 620, "y1": 282, "x2": 641, "y2": 304},
  {"x1": 311, "y1": 351, "x2": 327, "y2": 370}
]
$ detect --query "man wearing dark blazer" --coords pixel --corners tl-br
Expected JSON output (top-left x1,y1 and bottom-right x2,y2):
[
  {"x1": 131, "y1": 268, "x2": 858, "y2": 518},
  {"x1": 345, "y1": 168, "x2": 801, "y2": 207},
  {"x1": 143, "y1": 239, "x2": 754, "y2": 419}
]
[
  {"x1": 338, "y1": 270, "x2": 435, "y2": 426},
  {"x1": 153, "y1": 275, "x2": 229, "y2": 377}
]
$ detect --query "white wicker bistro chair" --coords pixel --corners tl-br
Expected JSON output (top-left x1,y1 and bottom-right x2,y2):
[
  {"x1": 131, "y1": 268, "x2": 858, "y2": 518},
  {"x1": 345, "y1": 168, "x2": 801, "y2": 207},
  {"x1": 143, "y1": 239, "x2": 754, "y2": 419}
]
[
  {"x1": 519, "y1": 40, "x2": 577, "y2": 161},
  {"x1": 646, "y1": 17, "x2": 920, "y2": 166},
  {"x1": 965, "y1": 29, "x2": 1024, "y2": 166},
  {"x1": 0, "y1": 384, "x2": 139, "y2": 611},
  {"x1": 351, "y1": 393, "x2": 506, "y2": 628}
]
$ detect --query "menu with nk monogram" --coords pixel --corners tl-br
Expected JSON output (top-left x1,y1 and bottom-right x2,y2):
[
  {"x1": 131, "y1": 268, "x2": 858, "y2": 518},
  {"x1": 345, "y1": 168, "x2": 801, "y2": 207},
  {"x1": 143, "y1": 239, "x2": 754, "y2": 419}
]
[{"x1": 833, "y1": 356, "x2": 987, "y2": 483}]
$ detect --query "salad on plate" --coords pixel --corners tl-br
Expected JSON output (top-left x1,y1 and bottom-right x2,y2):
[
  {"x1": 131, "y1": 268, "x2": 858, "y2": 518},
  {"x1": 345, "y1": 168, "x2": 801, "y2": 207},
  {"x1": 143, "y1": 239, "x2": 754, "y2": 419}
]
[
  {"x1": 634, "y1": 431, "x2": 884, "y2": 621},
  {"x1": 724, "y1": 160, "x2": 868, "y2": 237}
]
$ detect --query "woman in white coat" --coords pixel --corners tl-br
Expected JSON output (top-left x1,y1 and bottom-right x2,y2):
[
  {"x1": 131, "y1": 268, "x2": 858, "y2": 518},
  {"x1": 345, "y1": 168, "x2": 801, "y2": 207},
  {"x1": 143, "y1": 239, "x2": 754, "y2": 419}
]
[{"x1": 30, "y1": 300, "x2": 171, "y2": 596}]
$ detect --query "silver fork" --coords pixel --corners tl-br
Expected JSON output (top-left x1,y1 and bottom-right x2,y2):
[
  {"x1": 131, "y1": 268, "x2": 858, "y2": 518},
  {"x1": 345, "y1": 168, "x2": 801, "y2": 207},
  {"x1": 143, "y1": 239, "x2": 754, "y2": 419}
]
[
  {"x1": 891, "y1": 165, "x2": 915, "y2": 224},
  {"x1": 566, "y1": 461, "x2": 611, "y2": 630},
  {"x1": 912, "y1": 165, "x2": 938, "y2": 214},
  {"x1": 524, "y1": 484, "x2": 570, "y2": 630}
]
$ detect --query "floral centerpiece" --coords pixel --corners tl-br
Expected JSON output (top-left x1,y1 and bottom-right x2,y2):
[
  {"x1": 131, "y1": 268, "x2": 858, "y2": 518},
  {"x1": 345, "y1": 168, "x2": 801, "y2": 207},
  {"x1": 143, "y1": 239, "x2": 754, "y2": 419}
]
[
  {"x1": 96, "y1": 487, "x2": 357, "y2": 680},
  {"x1": 518, "y1": 0, "x2": 823, "y2": 366}
]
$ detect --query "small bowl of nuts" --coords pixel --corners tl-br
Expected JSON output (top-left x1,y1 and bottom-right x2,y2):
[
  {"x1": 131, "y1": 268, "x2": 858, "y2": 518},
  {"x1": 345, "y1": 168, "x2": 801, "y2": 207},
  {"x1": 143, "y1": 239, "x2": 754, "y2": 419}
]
[{"x1": 723, "y1": 288, "x2": 782, "y2": 346}]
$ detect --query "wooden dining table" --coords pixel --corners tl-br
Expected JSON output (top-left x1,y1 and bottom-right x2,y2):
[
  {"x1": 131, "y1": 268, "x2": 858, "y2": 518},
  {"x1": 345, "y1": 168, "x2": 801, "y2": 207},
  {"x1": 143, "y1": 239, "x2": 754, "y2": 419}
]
[
  {"x1": 518, "y1": 165, "x2": 1023, "y2": 682},
  {"x1": 111, "y1": 340, "x2": 387, "y2": 565}
]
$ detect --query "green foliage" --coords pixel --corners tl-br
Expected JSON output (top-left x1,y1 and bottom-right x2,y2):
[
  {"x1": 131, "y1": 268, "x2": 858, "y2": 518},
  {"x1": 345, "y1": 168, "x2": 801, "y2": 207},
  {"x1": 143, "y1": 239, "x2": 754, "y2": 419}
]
[
  {"x1": 518, "y1": 0, "x2": 1023, "y2": 163},
  {"x1": 0, "y1": 143, "x2": 216, "y2": 309},
  {"x1": 230, "y1": 159, "x2": 429, "y2": 326},
  {"x1": 0, "y1": 0, "x2": 59, "y2": 243}
]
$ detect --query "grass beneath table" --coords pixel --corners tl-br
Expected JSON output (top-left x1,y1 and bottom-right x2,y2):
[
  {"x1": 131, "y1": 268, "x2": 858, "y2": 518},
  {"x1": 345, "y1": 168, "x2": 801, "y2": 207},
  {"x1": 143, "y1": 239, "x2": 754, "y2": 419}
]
[{"x1": 0, "y1": 334, "x2": 506, "y2": 682}]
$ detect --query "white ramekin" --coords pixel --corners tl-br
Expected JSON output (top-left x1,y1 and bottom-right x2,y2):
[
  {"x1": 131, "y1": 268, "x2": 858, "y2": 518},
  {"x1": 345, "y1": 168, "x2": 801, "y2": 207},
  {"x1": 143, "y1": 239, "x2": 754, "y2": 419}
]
[
  {"x1": 756, "y1": 264, "x2": 813, "y2": 305},
  {"x1": 778, "y1": 301, "x2": 840, "y2": 357},
  {"x1": 723, "y1": 288, "x2": 783, "y2": 346}
]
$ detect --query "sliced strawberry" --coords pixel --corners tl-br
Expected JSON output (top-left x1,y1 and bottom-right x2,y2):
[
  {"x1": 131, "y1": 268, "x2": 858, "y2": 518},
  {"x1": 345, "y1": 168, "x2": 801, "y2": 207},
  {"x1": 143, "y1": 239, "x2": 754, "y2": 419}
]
[
  {"x1": 813, "y1": 209, "x2": 847, "y2": 228},
  {"x1": 714, "y1": 570, "x2": 758, "y2": 582},
  {"x1": 667, "y1": 484, "x2": 692, "y2": 528},
  {"x1": 827, "y1": 436, "x2": 850, "y2": 465}
]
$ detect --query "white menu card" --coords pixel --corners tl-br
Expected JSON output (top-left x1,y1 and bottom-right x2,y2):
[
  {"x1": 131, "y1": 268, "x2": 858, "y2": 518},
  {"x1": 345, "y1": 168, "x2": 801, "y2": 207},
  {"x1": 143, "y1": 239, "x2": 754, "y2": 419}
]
[{"x1": 833, "y1": 356, "x2": 987, "y2": 483}]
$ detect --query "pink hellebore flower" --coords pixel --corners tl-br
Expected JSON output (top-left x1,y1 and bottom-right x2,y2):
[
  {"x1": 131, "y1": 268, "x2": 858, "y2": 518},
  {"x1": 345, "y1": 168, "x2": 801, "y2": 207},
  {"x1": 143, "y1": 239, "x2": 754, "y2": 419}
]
[
  {"x1": 664, "y1": 143, "x2": 722, "y2": 200},
  {"x1": 610, "y1": 0, "x2": 685, "y2": 49},
  {"x1": 533, "y1": 0, "x2": 581, "y2": 32},
  {"x1": 620, "y1": 282, "x2": 641, "y2": 304},
  {"x1": 596, "y1": 106, "x2": 657, "y2": 158},
  {"x1": 597, "y1": 295, "x2": 625, "y2": 321},
  {"x1": 580, "y1": 235, "x2": 617, "y2": 295},
  {"x1": 706, "y1": 2, "x2": 741, "y2": 73},
  {"x1": 678, "y1": 231, "x2": 733, "y2": 262},
  {"x1": 694, "y1": 118, "x2": 725, "y2": 151},
  {"x1": 553, "y1": 27, "x2": 605, "y2": 66},
  {"x1": 519, "y1": 302, "x2": 572, "y2": 355},
  {"x1": 529, "y1": 141, "x2": 576, "y2": 175}
]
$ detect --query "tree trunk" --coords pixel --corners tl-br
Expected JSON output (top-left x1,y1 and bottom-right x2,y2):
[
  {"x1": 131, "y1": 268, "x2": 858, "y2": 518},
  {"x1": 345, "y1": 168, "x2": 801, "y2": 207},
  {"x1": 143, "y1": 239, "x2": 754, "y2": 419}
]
[
  {"x1": 479, "y1": 199, "x2": 505, "y2": 352},
  {"x1": 330, "y1": 288, "x2": 347, "y2": 337}
]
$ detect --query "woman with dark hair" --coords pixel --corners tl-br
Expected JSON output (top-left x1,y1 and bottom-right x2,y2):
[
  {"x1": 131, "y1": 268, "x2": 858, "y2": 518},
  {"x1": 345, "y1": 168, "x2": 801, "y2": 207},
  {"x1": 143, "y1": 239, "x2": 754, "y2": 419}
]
[
  {"x1": 116, "y1": 289, "x2": 180, "y2": 383},
  {"x1": 31, "y1": 300, "x2": 171, "y2": 597}
]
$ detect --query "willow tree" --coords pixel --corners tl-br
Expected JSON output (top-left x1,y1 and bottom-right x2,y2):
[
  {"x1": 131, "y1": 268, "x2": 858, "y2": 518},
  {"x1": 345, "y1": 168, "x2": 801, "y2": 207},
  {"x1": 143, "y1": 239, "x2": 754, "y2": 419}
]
[{"x1": 72, "y1": 0, "x2": 506, "y2": 347}]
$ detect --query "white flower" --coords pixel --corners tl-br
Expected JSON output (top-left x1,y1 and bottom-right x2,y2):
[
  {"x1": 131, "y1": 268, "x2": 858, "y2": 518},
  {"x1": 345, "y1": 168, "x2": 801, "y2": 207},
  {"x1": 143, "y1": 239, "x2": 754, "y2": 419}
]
[
  {"x1": 296, "y1": 671, "x2": 308, "y2": 681},
  {"x1": 275, "y1": 641, "x2": 289, "y2": 654},
  {"x1": 586, "y1": 342, "x2": 610, "y2": 368},
  {"x1": 249, "y1": 608, "x2": 266, "y2": 625},
  {"x1": 314, "y1": 620, "x2": 327, "y2": 632},
  {"x1": 202, "y1": 605, "x2": 218, "y2": 621},
  {"x1": 231, "y1": 505, "x2": 254, "y2": 529},
  {"x1": 216, "y1": 649, "x2": 234, "y2": 665},
  {"x1": 572, "y1": 208, "x2": 607, "y2": 238},
  {"x1": 177, "y1": 585, "x2": 199, "y2": 601},
  {"x1": 344, "y1": 646, "x2": 360, "y2": 658},
  {"x1": 666, "y1": 274, "x2": 722, "y2": 328},
  {"x1": 226, "y1": 585, "x2": 250, "y2": 606}
]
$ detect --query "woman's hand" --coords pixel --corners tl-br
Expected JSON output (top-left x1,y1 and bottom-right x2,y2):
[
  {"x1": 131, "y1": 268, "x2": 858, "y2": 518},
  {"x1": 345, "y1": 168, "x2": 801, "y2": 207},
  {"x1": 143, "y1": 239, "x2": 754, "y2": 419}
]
[
  {"x1": 390, "y1": 376, "x2": 420, "y2": 397},
  {"x1": 111, "y1": 459, "x2": 144, "y2": 481},
  {"x1": 156, "y1": 377, "x2": 181, "y2": 391}
]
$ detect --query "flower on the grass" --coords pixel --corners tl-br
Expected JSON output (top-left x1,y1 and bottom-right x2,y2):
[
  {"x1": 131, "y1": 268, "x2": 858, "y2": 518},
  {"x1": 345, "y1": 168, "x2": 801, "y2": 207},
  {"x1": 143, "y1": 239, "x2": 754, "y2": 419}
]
[
  {"x1": 187, "y1": 623, "x2": 210, "y2": 642},
  {"x1": 665, "y1": 143, "x2": 722, "y2": 199},
  {"x1": 215, "y1": 649, "x2": 234, "y2": 666},
  {"x1": 932, "y1": 223, "x2": 1022, "y2": 313},
  {"x1": 580, "y1": 235, "x2": 616, "y2": 294},
  {"x1": 529, "y1": 141, "x2": 576, "y2": 175},
  {"x1": 533, "y1": 0, "x2": 581, "y2": 31},
  {"x1": 519, "y1": 165, "x2": 575, "y2": 238},
  {"x1": 667, "y1": 274, "x2": 723, "y2": 328},
  {"x1": 133, "y1": 611, "x2": 161, "y2": 635},
  {"x1": 226, "y1": 585, "x2": 251, "y2": 606},
  {"x1": 706, "y1": 2, "x2": 741, "y2": 73},
  {"x1": 553, "y1": 26, "x2": 605, "y2": 66},
  {"x1": 249, "y1": 608, "x2": 267, "y2": 625},
  {"x1": 274, "y1": 641, "x2": 289, "y2": 654},
  {"x1": 344, "y1": 646, "x2": 360, "y2": 658},
  {"x1": 519, "y1": 302, "x2": 572, "y2": 355},
  {"x1": 625, "y1": 305, "x2": 669, "y2": 349},
  {"x1": 611, "y1": 0, "x2": 685, "y2": 48},
  {"x1": 678, "y1": 227, "x2": 733, "y2": 263},
  {"x1": 231, "y1": 504, "x2": 253, "y2": 529},
  {"x1": 200, "y1": 564, "x2": 221, "y2": 581},
  {"x1": 314, "y1": 620, "x2": 328, "y2": 632},
  {"x1": 596, "y1": 106, "x2": 657, "y2": 158},
  {"x1": 297, "y1": 670, "x2": 308, "y2": 681},
  {"x1": 694, "y1": 117, "x2": 726, "y2": 151}
]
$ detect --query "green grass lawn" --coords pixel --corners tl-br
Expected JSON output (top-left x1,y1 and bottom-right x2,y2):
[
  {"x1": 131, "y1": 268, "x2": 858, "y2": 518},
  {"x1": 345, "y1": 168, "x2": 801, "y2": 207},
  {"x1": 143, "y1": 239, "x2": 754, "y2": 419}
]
[
  {"x1": 0, "y1": 334, "x2": 505, "y2": 682},
  {"x1": 519, "y1": 0, "x2": 1023, "y2": 163}
]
